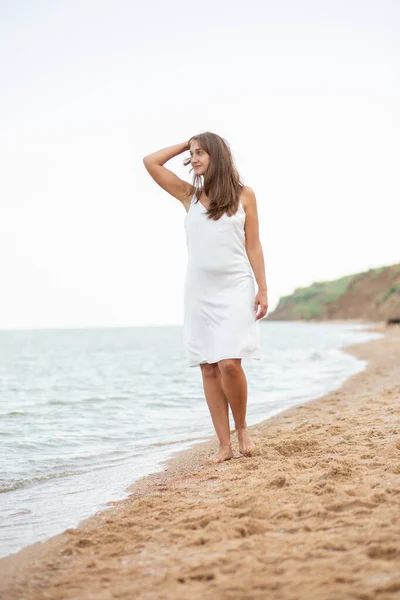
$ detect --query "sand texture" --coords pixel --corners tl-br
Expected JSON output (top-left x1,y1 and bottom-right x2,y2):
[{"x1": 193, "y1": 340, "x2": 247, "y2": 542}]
[{"x1": 0, "y1": 324, "x2": 399, "y2": 600}]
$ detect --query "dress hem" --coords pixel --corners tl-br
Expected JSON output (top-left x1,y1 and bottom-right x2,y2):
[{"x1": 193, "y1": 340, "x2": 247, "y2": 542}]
[{"x1": 186, "y1": 354, "x2": 262, "y2": 368}]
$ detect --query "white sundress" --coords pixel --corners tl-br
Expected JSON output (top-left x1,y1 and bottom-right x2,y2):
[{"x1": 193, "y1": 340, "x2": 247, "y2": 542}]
[{"x1": 182, "y1": 193, "x2": 261, "y2": 368}]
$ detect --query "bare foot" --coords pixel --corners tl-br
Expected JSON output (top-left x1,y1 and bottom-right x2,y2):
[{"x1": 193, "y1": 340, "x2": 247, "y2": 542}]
[
  {"x1": 205, "y1": 444, "x2": 234, "y2": 464},
  {"x1": 236, "y1": 428, "x2": 256, "y2": 456}
]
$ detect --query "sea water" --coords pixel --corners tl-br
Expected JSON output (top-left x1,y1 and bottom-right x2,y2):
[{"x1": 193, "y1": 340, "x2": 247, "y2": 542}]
[{"x1": 0, "y1": 321, "x2": 382, "y2": 558}]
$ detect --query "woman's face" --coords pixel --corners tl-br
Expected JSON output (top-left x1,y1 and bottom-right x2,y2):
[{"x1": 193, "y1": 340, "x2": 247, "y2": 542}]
[{"x1": 189, "y1": 140, "x2": 210, "y2": 176}]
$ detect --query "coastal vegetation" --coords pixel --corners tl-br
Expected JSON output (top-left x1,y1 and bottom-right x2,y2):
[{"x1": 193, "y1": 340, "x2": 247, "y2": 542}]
[{"x1": 267, "y1": 263, "x2": 400, "y2": 321}]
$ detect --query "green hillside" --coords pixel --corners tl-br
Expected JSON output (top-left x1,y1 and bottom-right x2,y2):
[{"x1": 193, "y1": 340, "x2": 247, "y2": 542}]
[{"x1": 267, "y1": 264, "x2": 400, "y2": 322}]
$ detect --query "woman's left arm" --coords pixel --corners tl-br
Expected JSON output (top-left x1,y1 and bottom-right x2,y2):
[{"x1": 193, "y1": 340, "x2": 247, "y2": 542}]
[{"x1": 242, "y1": 186, "x2": 268, "y2": 320}]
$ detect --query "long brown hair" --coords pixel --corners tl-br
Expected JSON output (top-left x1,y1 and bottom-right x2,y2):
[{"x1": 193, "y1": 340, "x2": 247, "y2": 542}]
[{"x1": 183, "y1": 132, "x2": 244, "y2": 220}]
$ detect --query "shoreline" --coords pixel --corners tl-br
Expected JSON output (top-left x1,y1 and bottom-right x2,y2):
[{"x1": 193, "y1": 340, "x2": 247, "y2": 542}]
[
  {"x1": 1, "y1": 321, "x2": 399, "y2": 599},
  {"x1": 0, "y1": 319, "x2": 373, "y2": 558}
]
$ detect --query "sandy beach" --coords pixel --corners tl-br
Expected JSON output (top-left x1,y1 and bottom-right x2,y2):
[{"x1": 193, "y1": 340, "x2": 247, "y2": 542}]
[{"x1": 1, "y1": 322, "x2": 399, "y2": 600}]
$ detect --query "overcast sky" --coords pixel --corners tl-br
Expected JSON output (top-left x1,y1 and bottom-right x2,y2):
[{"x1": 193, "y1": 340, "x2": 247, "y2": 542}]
[{"x1": 1, "y1": 0, "x2": 399, "y2": 329}]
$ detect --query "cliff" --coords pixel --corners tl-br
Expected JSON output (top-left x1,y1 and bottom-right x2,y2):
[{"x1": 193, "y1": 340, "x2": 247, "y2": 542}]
[{"x1": 267, "y1": 263, "x2": 400, "y2": 322}]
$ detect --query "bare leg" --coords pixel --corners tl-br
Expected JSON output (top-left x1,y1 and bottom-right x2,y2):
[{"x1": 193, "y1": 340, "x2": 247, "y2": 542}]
[
  {"x1": 217, "y1": 359, "x2": 256, "y2": 456},
  {"x1": 200, "y1": 363, "x2": 234, "y2": 464}
]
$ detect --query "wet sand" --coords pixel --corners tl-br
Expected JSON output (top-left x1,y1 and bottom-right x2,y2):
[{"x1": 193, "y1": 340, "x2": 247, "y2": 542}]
[{"x1": 1, "y1": 323, "x2": 399, "y2": 600}]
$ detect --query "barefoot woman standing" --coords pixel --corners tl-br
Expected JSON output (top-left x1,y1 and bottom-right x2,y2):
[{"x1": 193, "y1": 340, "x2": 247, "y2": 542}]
[{"x1": 143, "y1": 132, "x2": 268, "y2": 464}]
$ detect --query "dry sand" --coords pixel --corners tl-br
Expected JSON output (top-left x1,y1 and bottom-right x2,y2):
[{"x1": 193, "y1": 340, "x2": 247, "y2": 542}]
[{"x1": 1, "y1": 323, "x2": 399, "y2": 600}]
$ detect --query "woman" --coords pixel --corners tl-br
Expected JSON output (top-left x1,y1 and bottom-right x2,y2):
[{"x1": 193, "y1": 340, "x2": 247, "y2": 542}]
[{"x1": 143, "y1": 132, "x2": 268, "y2": 464}]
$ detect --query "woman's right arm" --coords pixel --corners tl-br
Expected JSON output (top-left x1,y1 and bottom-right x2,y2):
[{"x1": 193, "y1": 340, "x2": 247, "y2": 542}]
[{"x1": 143, "y1": 141, "x2": 194, "y2": 203}]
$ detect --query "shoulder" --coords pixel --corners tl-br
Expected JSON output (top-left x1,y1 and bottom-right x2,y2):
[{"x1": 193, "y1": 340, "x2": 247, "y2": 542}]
[{"x1": 240, "y1": 185, "x2": 257, "y2": 213}]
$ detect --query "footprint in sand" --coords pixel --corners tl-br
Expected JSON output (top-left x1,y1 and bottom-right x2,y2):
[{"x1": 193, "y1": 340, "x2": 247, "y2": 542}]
[
  {"x1": 324, "y1": 499, "x2": 377, "y2": 512},
  {"x1": 366, "y1": 545, "x2": 399, "y2": 560}
]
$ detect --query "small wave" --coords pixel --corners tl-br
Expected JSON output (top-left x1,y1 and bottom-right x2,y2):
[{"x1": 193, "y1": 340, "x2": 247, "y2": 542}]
[
  {"x1": 147, "y1": 436, "x2": 206, "y2": 448},
  {"x1": 0, "y1": 411, "x2": 26, "y2": 418},
  {"x1": 46, "y1": 397, "x2": 107, "y2": 406},
  {"x1": 81, "y1": 397, "x2": 108, "y2": 404},
  {"x1": 47, "y1": 400, "x2": 67, "y2": 406},
  {"x1": 0, "y1": 468, "x2": 89, "y2": 494}
]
